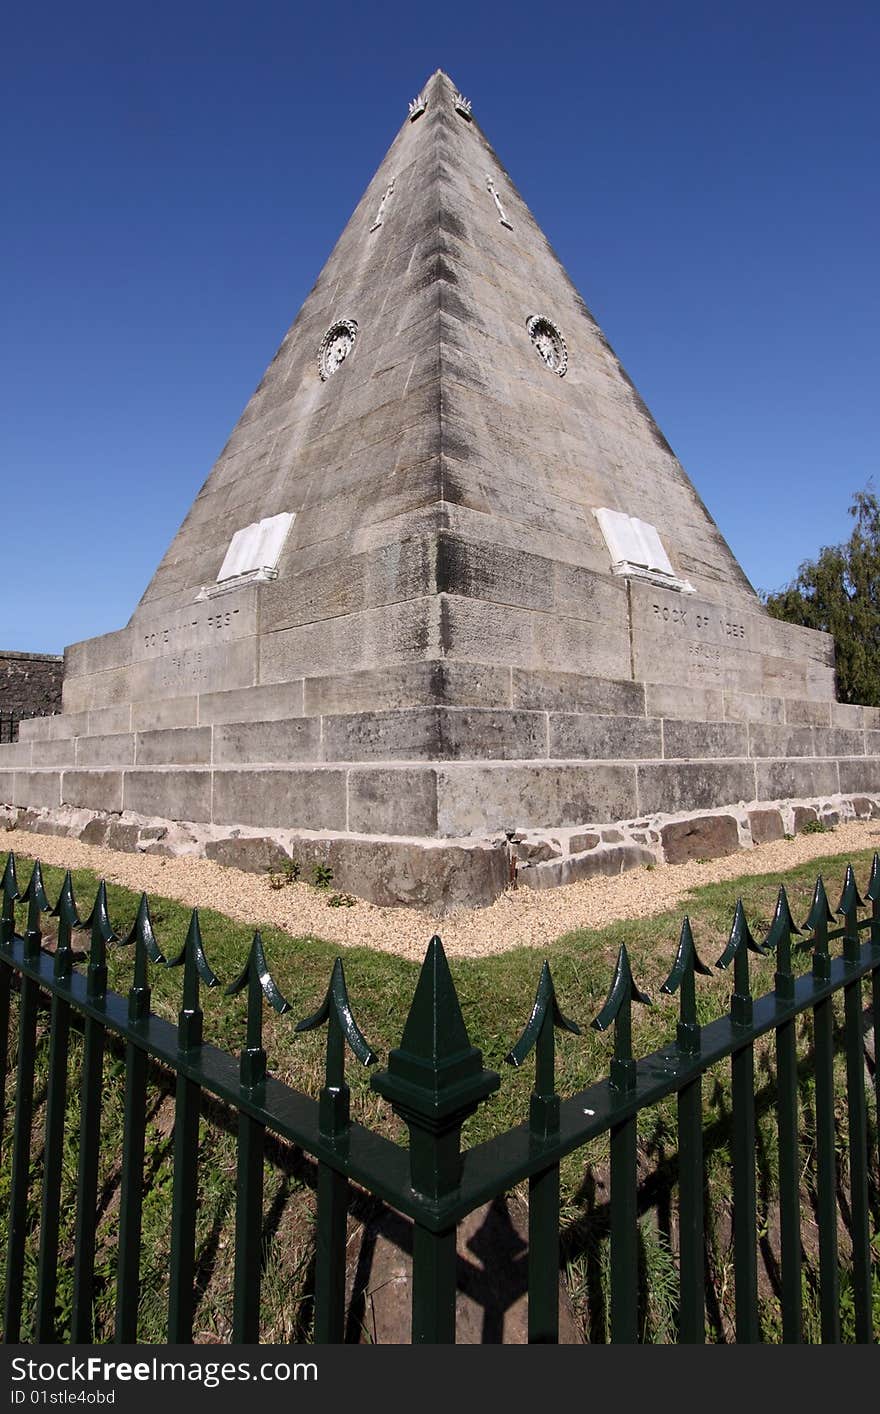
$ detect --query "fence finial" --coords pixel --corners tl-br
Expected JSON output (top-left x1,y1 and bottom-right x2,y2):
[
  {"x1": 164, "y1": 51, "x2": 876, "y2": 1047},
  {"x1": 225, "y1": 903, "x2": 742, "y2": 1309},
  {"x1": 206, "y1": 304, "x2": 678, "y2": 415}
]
[
  {"x1": 591, "y1": 944, "x2": 651, "y2": 1092},
  {"x1": 765, "y1": 885, "x2": 801, "y2": 1000},
  {"x1": 836, "y1": 861, "x2": 865, "y2": 964},
  {"x1": 0, "y1": 853, "x2": 19, "y2": 945},
  {"x1": 716, "y1": 899, "x2": 766, "y2": 1027},
  {"x1": 52, "y1": 869, "x2": 81, "y2": 929},
  {"x1": 22, "y1": 860, "x2": 52, "y2": 957},
  {"x1": 226, "y1": 930, "x2": 291, "y2": 1088},
  {"x1": 297, "y1": 957, "x2": 377, "y2": 1137},
  {"x1": 167, "y1": 910, "x2": 219, "y2": 1049},
  {"x1": 661, "y1": 916, "x2": 711, "y2": 1054},
  {"x1": 506, "y1": 960, "x2": 579, "y2": 1137},
  {"x1": 805, "y1": 876, "x2": 834, "y2": 980},
  {"x1": 52, "y1": 870, "x2": 80, "y2": 979},
  {"x1": 83, "y1": 881, "x2": 118, "y2": 999}
]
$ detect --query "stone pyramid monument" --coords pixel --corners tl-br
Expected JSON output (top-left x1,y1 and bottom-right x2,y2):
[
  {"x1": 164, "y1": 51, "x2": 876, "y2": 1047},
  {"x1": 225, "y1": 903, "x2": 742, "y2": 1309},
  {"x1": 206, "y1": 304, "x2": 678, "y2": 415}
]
[{"x1": 5, "y1": 70, "x2": 879, "y2": 907}]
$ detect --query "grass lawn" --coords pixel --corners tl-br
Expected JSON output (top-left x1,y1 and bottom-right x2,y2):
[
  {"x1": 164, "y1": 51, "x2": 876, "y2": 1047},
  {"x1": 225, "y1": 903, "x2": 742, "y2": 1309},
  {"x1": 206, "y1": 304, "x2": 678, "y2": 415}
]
[{"x1": 1, "y1": 842, "x2": 878, "y2": 1342}]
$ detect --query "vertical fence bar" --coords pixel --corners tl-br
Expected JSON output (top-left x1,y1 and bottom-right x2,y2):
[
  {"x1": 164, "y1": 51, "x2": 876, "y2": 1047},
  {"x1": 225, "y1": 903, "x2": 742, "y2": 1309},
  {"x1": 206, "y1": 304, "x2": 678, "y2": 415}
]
[
  {"x1": 838, "y1": 867, "x2": 872, "y2": 1343},
  {"x1": 506, "y1": 962, "x2": 581, "y2": 1344},
  {"x1": 372, "y1": 938, "x2": 499, "y2": 1344},
  {"x1": 660, "y1": 919, "x2": 712, "y2": 1343},
  {"x1": 592, "y1": 945, "x2": 651, "y2": 1344},
  {"x1": 767, "y1": 887, "x2": 803, "y2": 1343},
  {"x1": 5, "y1": 862, "x2": 52, "y2": 1343},
  {"x1": 716, "y1": 901, "x2": 764, "y2": 1344},
  {"x1": 115, "y1": 895, "x2": 164, "y2": 1343},
  {"x1": 806, "y1": 877, "x2": 840, "y2": 1342},
  {"x1": 226, "y1": 932, "x2": 291, "y2": 1343},
  {"x1": 0, "y1": 854, "x2": 20, "y2": 1173},
  {"x1": 35, "y1": 878, "x2": 78, "y2": 1340},
  {"x1": 871, "y1": 858, "x2": 880, "y2": 1178},
  {"x1": 296, "y1": 957, "x2": 377, "y2": 1343}
]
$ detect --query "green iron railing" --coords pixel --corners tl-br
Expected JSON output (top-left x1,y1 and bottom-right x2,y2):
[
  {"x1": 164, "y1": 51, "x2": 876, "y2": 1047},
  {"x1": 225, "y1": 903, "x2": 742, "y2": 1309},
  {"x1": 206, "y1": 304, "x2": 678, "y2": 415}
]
[{"x1": 0, "y1": 848, "x2": 877, "y2": 1344}]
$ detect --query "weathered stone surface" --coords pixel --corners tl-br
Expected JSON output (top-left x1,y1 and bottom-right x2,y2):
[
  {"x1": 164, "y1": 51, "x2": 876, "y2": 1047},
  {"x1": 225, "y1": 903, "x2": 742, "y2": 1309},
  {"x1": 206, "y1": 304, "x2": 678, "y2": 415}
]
[
  {"x1": 0, "y1": 742, "x2": 33, "y2": 767},
  {"x1": 38, "y1": 739, "x2": 76, "y2": 768},
  {"x1": 345, "y1": 1195, "x2": 584, "y2": 1343},
  {"x1": 131, "y1": 697, "x2": 199, "y2": 731},
  {"x1": 87, "y1": 704, "x2": 132, "y2": 735},
  {"x1": 830, "y1": 702, "x2": 864, "y2": 729},
  {"x1": 514, "y1": 839, "x2": 560, "y2": 863},
  {"x1": 18, "y1": 712, "x2": 88, "y2": 742},
  {"x1": 518, "y1": 842, "x2": 654, "y2": 889},
  {"x1": 123, "y1": 770, "x2": 212, "y2": 823},
  {"x1": 204, "y1": 836, "x2": 292, "y2": 874},
  {"x1": 755, "y1": 759, "x2": 839, "y2": 800},
  {"x1": 569, "y1": 831, "x2": 600, "y2": 853},
  {"x1": 637, "y1": 761, "x2": 755, "y2": 816},
  {"x1": 660, "y1": 814, "x2": 740, "y2": 864},
  {"x1": 792, "y1": 806, "x2": 818, "y2": 832},
  {"x1": 13, "y1": 771, "x2": 62, "y2": 809},
  {"x1": 839, "y1": 758, "x2": 880, "y2": 794},
  {"x1": 79, "y1": 818, "x2": 108, "y2": 845},
  {"x1": 76, "y1": 733, "x2": 135, "y2": 768},
  {"x1": 662, "y1": 720, "x2": 748, "y2": 760},
  {"x1": 548, "y1": 713, "x2": 660, "y2": 760},
  {"x1": 211, "y1": 767, "x2": 347, "y2": 831},
  {"x1": 437, "y1": 763, "x2": 638, "y2": 835},
  {"x1": 62, "y1": 770, "x2": 124, "y2": 813},
  {"x1": 748, "y1": 724, "x2": 814, "y2": 759},
  {"x1": 322, "y1": 707, "x2": 546, "y2": 763},
  {"x1": 748, "y1": 808, "x2": 784, "y2": 844},
  {"x1": 812, "y1": 728, "x2": 865, "y2": 758},
  {"x1": 213, "y1": 718, "x2": 320, "y2": 764},
  {"x1": 646, "y1": 683, "x2": 724, "y2": 721},
  {"x1": 329, "y1": 837, "x2": 510, "y2": 911},
  {"x1": 512, "y1": 670, "x2": 644, "y2": 716},
  {"x1": 0, "y1": 650, "x2": 63, "y2": 719},
  {"x1": 723, "y1": 691, "x2": 785, "y2": 724},
  {"x1": 106, "y1": 822, "x2": 141, "y2": 853},
  {"x1": 135, "y1": 728, "x2": 212, "y2": 766},
  {"x1": 784, "y1": 698, "x2": 832, "y2": 726},
  {"x1": 347, "y1": 767, "x2": 438, "y2": 835},
  {"x1": 305, "y1": 661, "x2": 511, "y2": 715},
  {"x1": 199, "y1": 682, "x2": 304, "y2": 725}
]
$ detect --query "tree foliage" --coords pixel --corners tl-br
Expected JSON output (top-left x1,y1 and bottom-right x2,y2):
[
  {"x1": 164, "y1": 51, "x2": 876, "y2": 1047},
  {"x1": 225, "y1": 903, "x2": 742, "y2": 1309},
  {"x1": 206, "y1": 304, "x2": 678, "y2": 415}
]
[{"x1": 763, "y1": 486, "x2": 880, "y2": 706}]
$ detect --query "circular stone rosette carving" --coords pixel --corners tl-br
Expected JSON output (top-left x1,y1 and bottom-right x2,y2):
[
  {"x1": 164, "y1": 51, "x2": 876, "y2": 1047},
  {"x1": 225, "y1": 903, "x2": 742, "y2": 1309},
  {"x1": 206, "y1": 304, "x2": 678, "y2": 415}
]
[
  {"x1": 526, "y1": 314, "x2": 568, "y2": 377},
  {"x1": 318, "y1": 319, "x2": 359, "y2": 380}
]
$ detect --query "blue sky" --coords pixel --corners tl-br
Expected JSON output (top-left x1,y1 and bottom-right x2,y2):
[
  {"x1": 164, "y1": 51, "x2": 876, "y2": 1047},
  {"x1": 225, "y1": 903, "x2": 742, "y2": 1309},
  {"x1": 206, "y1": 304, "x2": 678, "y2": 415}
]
[{"x1": 3, "y1": 1, "x2": 877, "y2": 654}]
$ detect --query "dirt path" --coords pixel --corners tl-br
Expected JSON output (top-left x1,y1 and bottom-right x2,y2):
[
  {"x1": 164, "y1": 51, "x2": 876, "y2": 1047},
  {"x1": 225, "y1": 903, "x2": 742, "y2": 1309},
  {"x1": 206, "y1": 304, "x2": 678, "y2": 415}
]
[{"x1": 6, "y1": 821, "x2": 879, "y2": 961}]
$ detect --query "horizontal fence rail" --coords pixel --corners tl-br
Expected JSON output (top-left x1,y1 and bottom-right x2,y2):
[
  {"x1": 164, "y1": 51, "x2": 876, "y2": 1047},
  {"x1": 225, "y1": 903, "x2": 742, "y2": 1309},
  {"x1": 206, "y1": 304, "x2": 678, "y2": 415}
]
[{"x1": 0, "y1": 849, "x2": 877, "y2": 1344}]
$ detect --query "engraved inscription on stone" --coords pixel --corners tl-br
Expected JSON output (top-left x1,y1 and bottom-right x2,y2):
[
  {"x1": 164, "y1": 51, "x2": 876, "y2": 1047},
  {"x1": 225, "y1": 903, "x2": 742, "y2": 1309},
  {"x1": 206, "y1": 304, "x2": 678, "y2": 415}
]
[
  {"x1": 142, "y1": 608, "x2": 242, "y2": 657},
  {"x1": 318, "y1": 319, "x2": 358, "y2": 380},
  {"x1": 526, "y1": 314, "x2": 568, "y2": 377},
  {"x1": 486, "y1": 174, "x2": 512, "y2": 229},
  {"x1": 370, "y1": 179, "x2": 395, "y2": 232}
]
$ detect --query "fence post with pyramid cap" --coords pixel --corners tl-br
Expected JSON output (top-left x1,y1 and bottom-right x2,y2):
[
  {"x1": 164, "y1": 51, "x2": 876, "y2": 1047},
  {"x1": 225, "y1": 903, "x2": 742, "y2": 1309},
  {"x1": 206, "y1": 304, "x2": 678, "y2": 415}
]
[{"x1": 371, "y1": 936, "x2": 499, "y2": 1343}]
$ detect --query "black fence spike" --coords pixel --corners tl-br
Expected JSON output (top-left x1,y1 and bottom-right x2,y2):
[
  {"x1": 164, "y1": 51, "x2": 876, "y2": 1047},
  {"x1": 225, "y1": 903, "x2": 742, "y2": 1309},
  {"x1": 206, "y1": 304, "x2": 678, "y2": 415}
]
[
  {"x1": 765, "y1": 885, "x2": 802, "y2": 999},
  {"x1": 660, "y1": 917, "x2": 712, "y2": 1055},
  {"x1": 591, "y1": 944, "x2": 651, "y2": 1094}
]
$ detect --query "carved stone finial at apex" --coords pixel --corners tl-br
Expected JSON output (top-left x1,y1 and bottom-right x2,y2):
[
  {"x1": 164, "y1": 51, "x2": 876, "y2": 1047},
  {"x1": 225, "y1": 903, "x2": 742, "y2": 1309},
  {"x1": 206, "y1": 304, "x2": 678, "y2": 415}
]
[
  {"x1": 454, "y1": 92, "x2": 473, "y2": 119},
  {"x1": 526, "y1": 314, "x2": 568, "y2": 377},
  {"x1": 408, "y1": 93, "x2": 426, "y2": 121},
  {"x1": 486, "y1": 174, "x2": 513, "y2": 230},
  {"x1": 370, "y1": 179, "x2": 395, "y2": 232},
  {"x1": 318, "y1": 319, "x2": 359, "y2": 381}
]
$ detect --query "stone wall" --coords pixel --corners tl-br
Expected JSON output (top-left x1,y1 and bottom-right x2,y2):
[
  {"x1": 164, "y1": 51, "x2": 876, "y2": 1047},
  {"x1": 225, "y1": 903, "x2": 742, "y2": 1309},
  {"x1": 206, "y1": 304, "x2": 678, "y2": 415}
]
[{"x1": 0, "y1": 651, "x2": 63, "y2": 723}]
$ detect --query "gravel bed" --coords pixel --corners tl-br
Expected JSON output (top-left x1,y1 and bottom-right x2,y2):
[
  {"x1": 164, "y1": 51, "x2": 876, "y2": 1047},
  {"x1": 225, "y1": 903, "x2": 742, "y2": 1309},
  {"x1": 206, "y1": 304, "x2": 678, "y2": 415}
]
[{"x1": 5, "y1": 822, "x2": 880, "y2": 961}]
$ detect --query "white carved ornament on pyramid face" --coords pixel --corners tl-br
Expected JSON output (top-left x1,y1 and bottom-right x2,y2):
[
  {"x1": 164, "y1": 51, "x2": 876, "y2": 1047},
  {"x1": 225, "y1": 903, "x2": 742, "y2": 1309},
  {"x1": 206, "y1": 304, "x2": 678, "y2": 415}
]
[{"x1": 8, "y1": 69, "x2": 868, "y2": 912}]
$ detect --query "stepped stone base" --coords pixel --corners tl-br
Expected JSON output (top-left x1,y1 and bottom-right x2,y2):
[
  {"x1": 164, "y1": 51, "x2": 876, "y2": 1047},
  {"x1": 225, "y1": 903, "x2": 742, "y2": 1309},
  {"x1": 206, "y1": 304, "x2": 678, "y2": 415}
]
[{"x1": 4, "y1": 789, "x2": 877, "y2": 913}]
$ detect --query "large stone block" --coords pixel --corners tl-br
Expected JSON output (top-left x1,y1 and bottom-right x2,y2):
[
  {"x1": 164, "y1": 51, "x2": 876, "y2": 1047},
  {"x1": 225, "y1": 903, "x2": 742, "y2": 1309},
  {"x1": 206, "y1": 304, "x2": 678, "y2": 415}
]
[
  {"x1": 211, "y1": 767, "x2": 347, "y2": 831},
  {"x1": 323, "y1": 707, "x2": 547, "y2": 762},
  {"x1": 204, "y1": 836, "x2": 293, "y2": 874},
  {"x1": 748, "y1": 808, "x2": 785, "y2": 844},
  {"x1": 783, "y1": 698, "x2": 832, "y2": 726},
  {"x1": 347, "y1": 767, "x2": 439, "y2": 835},
  {"x1": 303, "y1": 661, "x2": 512, "y2": 714},
  {"x1": 87, "y1": 705, "x2": 132, "y2": 735},
  {"x1": 76, "y1": 733, "x2": 136, "y2": 768},
  {"x1": 436, "y1": 762, "x2": 638, "y2": 835},
  {"x1": 17, "y1": 712, "x2": 88, "y2": 742},
  {"x1": 754, "y1": 759, "x2": 840, "y2": 800},
  {"x1": 0, "y1": 771, "x2": 14, "y2": 804},
  {"x1": 722, "y1": 691, "x2": 784, "y2": 724},
  {"x1": 548, "y1": 713, "x2": 660, "y2": 760},
  {"x1": 13, "y1": 771, "x2": 62, "y2": 809},
  {"x1": 0, "y1": 742, "x2": 33, "y2": 767},
  {"x1": 62, "y1": 770, "x2": 124, "y2": 813},
  {"x1": 646, "y1": 683, "x2": 724, "y2": 721},
  {"x1": 637, "y1": 761, "x2": 756, "y2": 815},
  {"x1": 812, "y1": 728, "x2": 865, "y2": 758},
  {"x1": 839, "y1": 758, "x2": 880, "y2": 794},
  {"x1": 660, "y1": 814, "x2": 740, "y2": 864},
  {"x1": 123, "y1": 770, "x2": 213, "y2": 823},
  {"x1": 131, "y1": 697, "x2": 199, "y2": 731},
  {"x1": 662, "y1": 720, "x2": 748, "y2": 760},
  {"x1": 512, "y1": 669, "x2": 644, "y2": 716},
  {"x1": 135, "y1": 728, "x2": 213, "y2": 766},
  {"x1": 37, "y1": 739, "x2": 76, "y2": 769},
  {"x1": 213, "y1": 718, "x2": 320, "y2": 764},
  {"x1": 198, "y1": 682, "x2": 305, "y2": 725},
  {"x1": 329, "y1": 837, "x2": 510, "y2": 910},
  {"x1": 748, "y1": 724, "x2": 815, "y2": 759},
  {"x1": 830, "y1": 702, "x2": 865, "y2": 729}
]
